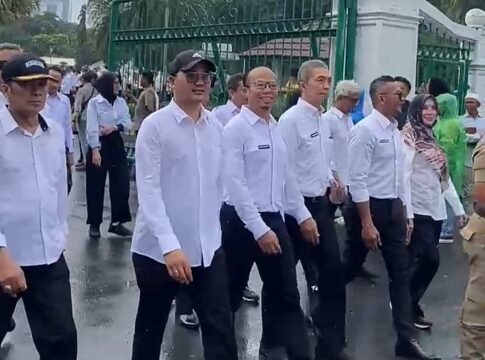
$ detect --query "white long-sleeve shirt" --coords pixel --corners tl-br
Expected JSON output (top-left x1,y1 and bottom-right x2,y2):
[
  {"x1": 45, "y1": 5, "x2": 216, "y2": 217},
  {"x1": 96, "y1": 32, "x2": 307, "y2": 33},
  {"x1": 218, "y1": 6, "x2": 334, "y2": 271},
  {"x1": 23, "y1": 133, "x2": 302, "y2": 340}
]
[
  {"x1": 278, "y1": 98, "x2": 334, "y2": 197},
  {"x1": 403, "y1": 143, "x2": 464, "y2": 220},
  {"x1": 212, "y1": 100, "x2": 240, "y2": 127},
  {"x1": 0, "y1": 107, "x2": 68, "y2": 266},
  {"x1": 324, "y1": 106, "x2": 354, "y2": 186},
  {"x1": 223, "y1": 106, "x2": 311, "y2": 240},
  {"x1": 86, "y1": 94, "x2": 132, "y2": 148},
  {"x1": 41, "y1": 92, "x2": 73, "y2": 153},
  {"x1": 131, "y1": 100, "x2": 224, "y2": 267},
  {"x1": 278, "y1": 98, "x2": 335, "y2": 197},
  {"x1": 348, "y1": 109, "x2": 411, "y2": 218}
]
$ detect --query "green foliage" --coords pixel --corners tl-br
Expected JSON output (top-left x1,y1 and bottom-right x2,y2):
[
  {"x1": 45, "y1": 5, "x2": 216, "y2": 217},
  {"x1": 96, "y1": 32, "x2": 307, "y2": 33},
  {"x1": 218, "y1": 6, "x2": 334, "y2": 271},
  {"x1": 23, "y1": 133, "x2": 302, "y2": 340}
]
[
  {"x1": 0, "y1": 0, "x2": 39, "y2": 25},
  {"x1": 427, "y1": 0, "x2": 485, "y2": 24}
]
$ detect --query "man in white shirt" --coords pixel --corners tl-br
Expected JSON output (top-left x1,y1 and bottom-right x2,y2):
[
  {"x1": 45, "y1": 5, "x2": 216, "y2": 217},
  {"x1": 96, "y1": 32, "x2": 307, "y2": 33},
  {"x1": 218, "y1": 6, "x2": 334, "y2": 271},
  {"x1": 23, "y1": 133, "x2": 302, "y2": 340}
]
[
  {"x1": 222, "y1": 66, "x2": 318, "y2": 359},
  {"x1": 461, "y1": 93, "x2": 485, "y2": 136},
  {"x1": 212, "y1": 73, "x2": 247, "y2": 126},
  {"x1": 0, "y1": 42, "x2": 22, "y2": 349},
  {"x1": 41, "y1": 66, "x2": 74, "y2": 194},
  {"x1": 212, "y1": 73, "x2": 260, "y2": 305},
  {"x1": 0, "y1": 53, "x2": 77, "y2": 360},
  {"x1": 130, "y1": 50, "x2": 237, "y2": 360},
  {"x1": 61, "y1": 66, "x2": 76, "y2": 106},
  {"x1": 325, "y1": 80, "x2": 379, "y2": 281},
  {"x1": 278, "y1": 61, "x2": 349, "y2": 360},
  {"x1": 346, "y1": 76, "x2": 439, "y2": 360},
  {"x1": 0, "y1": 43, "x2": 22, "y2": 109}
]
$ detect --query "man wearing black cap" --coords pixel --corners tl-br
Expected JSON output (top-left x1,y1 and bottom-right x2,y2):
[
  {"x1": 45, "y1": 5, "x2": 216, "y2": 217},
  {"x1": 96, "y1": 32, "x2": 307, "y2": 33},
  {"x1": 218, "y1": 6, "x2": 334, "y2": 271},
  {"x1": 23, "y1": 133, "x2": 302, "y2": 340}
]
[
  {"x1": 0, "y1": 54, "x2": 77, "y2": 359},
  {"x1": 130, "y1": 50, "x2": 237, "y2": 360}
]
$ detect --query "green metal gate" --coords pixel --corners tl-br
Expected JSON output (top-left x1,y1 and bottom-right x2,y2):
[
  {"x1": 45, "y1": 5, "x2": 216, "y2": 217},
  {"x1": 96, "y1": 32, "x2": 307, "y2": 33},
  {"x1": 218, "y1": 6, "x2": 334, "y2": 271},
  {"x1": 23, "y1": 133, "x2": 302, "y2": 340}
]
[
  {"x1": 416, "y1": 21, "x2": 473, "y2": 111},
  {"x1": 107, "y1": 0, "x2": 356, "y2": 116}
]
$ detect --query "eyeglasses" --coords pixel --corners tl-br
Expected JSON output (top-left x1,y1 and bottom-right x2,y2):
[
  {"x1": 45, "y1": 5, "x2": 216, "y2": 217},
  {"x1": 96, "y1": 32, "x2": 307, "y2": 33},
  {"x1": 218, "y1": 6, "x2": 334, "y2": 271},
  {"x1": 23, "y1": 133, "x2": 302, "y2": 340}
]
[
  {"x1": 183, "y1": 71, "x2": 214, "y2": 85},
  {"x1": 249, "y1": 81, "x2": 279, "y2": 91}
]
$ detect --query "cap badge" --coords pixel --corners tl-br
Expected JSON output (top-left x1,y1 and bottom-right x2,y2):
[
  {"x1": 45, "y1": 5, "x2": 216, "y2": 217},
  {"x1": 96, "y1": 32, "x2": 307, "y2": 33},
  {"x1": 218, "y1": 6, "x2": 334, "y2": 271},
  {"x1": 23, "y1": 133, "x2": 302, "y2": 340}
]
[
  {"x1": 192, "y1": 53, "x2": 203, "y2": 58},
  {"x1": 25, "y1": 60, "x2": 45, "y2": 69}
]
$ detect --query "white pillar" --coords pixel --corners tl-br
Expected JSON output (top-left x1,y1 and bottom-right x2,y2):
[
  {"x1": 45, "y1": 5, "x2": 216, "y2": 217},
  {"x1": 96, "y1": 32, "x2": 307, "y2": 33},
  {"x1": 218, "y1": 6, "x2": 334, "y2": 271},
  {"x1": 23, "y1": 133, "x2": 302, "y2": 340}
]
[
  {"x1": 353, "y1": 0, "x2": 421, "y2": 92},
  {"x1": 468, "y1": 27, "x2": 485, "y2": 114}
]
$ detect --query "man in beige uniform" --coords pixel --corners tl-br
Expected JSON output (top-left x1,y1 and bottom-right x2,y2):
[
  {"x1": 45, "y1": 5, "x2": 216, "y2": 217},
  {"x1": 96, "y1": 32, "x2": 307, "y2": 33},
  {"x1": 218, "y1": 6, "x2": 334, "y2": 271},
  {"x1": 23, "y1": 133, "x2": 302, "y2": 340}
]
[{"x1": 460, "y1": 141, "x2": 485, "y2": 360}]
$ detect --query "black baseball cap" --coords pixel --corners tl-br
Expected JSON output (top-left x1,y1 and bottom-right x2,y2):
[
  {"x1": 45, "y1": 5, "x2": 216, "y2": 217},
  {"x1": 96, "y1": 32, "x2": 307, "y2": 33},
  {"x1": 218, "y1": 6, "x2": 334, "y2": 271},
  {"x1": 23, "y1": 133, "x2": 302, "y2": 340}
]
[
  {"x1": 168, "y1": 50, "x2": 216, "y2": 76},
  {"x1": 1, "y1": 53, "x2": 55, "y2": 82}
]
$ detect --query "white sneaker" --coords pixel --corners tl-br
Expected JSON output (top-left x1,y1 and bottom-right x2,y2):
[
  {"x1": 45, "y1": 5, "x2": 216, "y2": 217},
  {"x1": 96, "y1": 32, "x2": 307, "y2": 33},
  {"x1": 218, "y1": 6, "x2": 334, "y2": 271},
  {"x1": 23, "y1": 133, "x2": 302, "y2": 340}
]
[{"x1": 1, "y1": 331, "x2": 12, "y2": 348}]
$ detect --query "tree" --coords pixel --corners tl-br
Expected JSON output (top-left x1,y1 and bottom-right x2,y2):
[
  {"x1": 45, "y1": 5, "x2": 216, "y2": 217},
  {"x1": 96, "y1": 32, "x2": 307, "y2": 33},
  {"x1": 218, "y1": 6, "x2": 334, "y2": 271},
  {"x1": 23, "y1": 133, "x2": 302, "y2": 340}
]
[
  {"x1": 0, "y1": 0, "x2": 39, "y2": 25},
  {"x1": 0, "y1": 13, "x2": 77, "y2": 58},
  {"x1": 428, "y1": 0, "x2": 485, "y2": 23}
]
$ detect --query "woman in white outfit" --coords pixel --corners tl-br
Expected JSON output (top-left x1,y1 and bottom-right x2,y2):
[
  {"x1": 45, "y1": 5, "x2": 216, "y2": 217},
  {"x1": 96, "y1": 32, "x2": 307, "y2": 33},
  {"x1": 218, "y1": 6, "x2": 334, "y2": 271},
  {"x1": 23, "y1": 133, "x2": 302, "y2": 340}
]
[{"x1": 402, "y1": 94, "x2": 466, "y2": 330}]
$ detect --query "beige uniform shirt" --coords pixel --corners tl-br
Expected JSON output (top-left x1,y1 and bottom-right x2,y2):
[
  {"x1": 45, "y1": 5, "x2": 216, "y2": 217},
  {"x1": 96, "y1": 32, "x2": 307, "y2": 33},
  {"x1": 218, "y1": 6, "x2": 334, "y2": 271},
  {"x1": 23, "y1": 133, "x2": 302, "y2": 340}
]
[{"x1": 461, "y1": 142, "x2": 485, "y2": 239}]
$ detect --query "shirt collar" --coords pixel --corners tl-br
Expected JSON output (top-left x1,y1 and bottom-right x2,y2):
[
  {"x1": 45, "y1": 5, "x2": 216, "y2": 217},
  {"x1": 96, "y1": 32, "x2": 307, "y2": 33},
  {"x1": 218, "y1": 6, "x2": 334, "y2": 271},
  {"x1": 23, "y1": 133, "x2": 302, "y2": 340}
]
[
  {"x1": 297, "y1": 97, "x2": 325, "y2": 115},
  {"x1": 330, "y1": 106, "x2": 345, "y2": 119},
  {"x1": 240, "y1": 105, "x2": 276, "y2": 127},
  {"x1": 372, "y1": 109, "x2": 396, "y2": 130},
  {"x1": 227, "y1": 100, "x2": 240, "y2": 114},
  {"x1": 465, "y1": 112, "x2": 482, "y2": 119},
  {"x1": 168, "y1": 99, "x2": 211, "y2": 124},
  {"x1": 0, "y1": 92, "x2": 8, "y2": 107},
  {"x1": 0, "y1": 107, "x2": 49, "y2": 135}
]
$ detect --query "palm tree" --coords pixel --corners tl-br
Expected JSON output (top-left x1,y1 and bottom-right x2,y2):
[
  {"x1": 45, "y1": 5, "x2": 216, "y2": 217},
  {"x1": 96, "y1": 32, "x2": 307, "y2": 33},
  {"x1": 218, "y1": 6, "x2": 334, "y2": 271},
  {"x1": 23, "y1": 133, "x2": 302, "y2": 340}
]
[{"x1": 0, "y1": 0, "x2": 39, "y2": 25}]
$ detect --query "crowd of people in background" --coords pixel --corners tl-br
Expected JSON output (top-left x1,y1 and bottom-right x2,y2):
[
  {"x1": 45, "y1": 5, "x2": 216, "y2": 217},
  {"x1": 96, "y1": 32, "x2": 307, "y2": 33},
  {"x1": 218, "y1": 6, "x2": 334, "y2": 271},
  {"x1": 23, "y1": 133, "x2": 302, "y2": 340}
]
[{"x1": 0, "y1": 41, "x2": 485, "y2": 360}]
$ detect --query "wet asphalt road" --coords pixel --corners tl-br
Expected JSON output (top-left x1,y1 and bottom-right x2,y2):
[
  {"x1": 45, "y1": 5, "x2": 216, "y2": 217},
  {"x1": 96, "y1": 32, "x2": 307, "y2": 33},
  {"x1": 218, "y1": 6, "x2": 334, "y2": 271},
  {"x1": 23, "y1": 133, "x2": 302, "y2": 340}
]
[{"x1": 0, "y1": 167, "x2": 468, "y2": 360}]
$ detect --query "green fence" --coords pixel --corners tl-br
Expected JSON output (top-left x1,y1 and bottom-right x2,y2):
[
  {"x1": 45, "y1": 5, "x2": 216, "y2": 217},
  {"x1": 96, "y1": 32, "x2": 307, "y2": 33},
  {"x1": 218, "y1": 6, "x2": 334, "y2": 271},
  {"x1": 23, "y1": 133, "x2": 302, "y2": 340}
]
[
  {"x1": 107, "y1": 0, "x2": 356, "y2": 115},
  {"x1": 416, "y1": 21, "x2": 473, "y2": 111}
]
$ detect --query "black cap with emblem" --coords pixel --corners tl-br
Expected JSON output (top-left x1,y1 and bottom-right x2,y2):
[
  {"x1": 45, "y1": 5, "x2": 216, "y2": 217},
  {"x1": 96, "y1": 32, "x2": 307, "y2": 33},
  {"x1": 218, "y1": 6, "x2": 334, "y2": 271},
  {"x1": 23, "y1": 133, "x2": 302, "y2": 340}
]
[
  {"x1": 1, "y1": 53, "x2": 55, "y2": 82},
  {"x1": 168, "y1": 50, "x2": 216, "y2": 76}
]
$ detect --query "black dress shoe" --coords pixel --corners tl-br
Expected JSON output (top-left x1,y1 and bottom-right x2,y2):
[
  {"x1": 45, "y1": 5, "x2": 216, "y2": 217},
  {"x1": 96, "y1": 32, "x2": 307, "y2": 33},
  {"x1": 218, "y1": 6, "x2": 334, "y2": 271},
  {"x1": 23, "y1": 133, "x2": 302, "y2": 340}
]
[
  {"x1": 395, "y1": 339, "x2": 441, "y2": 360},
  {"x1": 89, "y1": 225, "x2": 101, "y2": 239},
  {"x1": 108, "y1": 223, "x2": 133, "y2": 237}
]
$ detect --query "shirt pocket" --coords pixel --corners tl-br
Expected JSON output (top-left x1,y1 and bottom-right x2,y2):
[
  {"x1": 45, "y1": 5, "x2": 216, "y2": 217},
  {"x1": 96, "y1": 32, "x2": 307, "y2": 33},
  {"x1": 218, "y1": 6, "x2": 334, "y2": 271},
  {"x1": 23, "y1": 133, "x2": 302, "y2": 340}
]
[
  {"x1": 300, "y1": 131, "x2": 321, "y2": 156},
  {"x1": 376, "y1": 137, "x2": 394, "y2": 157}
]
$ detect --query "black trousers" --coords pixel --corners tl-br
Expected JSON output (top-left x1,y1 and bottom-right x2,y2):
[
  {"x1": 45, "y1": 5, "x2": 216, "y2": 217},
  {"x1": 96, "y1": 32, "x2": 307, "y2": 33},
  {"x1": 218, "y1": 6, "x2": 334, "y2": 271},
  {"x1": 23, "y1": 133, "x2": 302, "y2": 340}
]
[
  {"x1": 86, "y1": 132, "x2": 131, "y2": 226},
  {"x1": 408, "y1": 214, "x2": 442, "y2": 317},
  {"x1": 175, "y1": 287, "x2": 194, "y2": 316},
  {"x1": 285, "y1": 195, "x2": 346, "y2": 358},
  {"x1": 221, "y1": 204, "x2": 311, "y2": 359},
  {"x1": 0, "y1": 255, "x2": 77, "y2": 360},
  {"x1": 343, "y1": 196, "x2": 416, "y2": 341},
  {"x1": 131, "y1": 250, "x2": 238, "y2": 360}
]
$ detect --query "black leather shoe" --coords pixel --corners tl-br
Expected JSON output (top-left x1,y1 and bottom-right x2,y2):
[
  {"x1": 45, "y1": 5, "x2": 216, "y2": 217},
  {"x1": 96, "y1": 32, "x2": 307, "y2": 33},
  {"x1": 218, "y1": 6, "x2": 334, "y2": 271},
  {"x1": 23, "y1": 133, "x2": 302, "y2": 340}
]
[
  {"x1": 89, "y1": 225, "x2": 101, "y2": 239},
  {"x1": 108, "y1": 223, "x2": 132, "y2": 237},
  {"x1": 395, "y1": 339, "x2": 441, "y2": 360}
]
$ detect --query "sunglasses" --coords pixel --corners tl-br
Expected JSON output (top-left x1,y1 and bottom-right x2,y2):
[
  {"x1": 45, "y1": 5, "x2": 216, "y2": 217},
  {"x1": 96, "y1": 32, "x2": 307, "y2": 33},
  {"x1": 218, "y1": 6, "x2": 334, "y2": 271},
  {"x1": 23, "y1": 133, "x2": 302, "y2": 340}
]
[
  {"x1": 182, "y1": 71, "x2": 214, "y2": 85},
  {"x1": 249, "y1": 81, "x2": 280, "y2": 91},
  {"x1": 0, "y1": 60, "x2": 7, "y2": 71}
]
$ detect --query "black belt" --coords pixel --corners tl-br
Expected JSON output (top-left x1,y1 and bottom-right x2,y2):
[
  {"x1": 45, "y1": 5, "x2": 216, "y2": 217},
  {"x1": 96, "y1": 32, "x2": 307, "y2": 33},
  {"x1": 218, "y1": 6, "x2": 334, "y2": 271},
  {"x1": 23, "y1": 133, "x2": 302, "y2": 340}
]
[{"x1": 304, "y1": 196, "x2": 325, "y2": 203}]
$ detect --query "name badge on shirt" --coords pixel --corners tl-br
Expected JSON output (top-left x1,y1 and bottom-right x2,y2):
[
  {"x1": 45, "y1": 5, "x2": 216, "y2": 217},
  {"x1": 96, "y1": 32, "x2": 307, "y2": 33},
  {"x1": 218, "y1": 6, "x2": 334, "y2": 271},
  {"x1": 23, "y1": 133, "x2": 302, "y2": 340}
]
[
  {"x1": 258, "y1": 145, "x2": 270, "y2": 150},
  {"x1": 380, "y1": 139, "x2": 390, "y2": 144},
  {"x1": 311, "y1": 131, "x2": 319, "y2": 138}
]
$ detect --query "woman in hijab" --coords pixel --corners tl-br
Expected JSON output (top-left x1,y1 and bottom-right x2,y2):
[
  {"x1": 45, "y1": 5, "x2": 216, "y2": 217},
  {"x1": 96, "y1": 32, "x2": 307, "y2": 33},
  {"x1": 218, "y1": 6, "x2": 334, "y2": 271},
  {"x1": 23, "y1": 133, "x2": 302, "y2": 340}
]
[
  {"x1": 85, "y1": 72, "x2": 132, "y2": 239},
  {"x1": 401, "y1": 94, "x2": 466, "y2": 330}
]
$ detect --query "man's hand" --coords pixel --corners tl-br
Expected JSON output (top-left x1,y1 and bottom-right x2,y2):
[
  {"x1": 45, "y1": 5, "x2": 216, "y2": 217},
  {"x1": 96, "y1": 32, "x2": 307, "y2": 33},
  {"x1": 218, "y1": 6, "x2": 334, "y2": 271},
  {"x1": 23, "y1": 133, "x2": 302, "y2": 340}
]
[
  {"x1": 91, "y1": 148, "x2": 102, "y2": 167},
  {"x1": 361, "y1": 222, "x2": 381, "y2": 250},
  {"x1": 99, "y1": 125, "x2": 116, "y2": 136},
  {"x1": 406, "y1": 219, "x2": 414, "y2": 245},
  {"x1": 257, "y1": 230, "x2": 282, "y2": 255},
  {"x1": 164, "y1": 249, "x2": 193, "y2": 285},
  {"x1": 0, "y1": 248, "x2": 27, "y2": 297},
  {"x1": 457, "y1": 215, "x2": 468, "y2": 229},
  {"x1": 300, "y1": 218, "x2": 319, "y2": 245}
]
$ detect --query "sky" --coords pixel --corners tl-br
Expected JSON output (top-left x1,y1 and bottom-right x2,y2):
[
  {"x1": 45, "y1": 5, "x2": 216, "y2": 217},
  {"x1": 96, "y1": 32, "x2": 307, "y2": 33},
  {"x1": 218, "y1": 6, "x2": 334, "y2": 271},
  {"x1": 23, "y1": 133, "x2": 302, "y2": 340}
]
[{"x1": 70, "y1": 0, "x2": 88, "y2": 23}]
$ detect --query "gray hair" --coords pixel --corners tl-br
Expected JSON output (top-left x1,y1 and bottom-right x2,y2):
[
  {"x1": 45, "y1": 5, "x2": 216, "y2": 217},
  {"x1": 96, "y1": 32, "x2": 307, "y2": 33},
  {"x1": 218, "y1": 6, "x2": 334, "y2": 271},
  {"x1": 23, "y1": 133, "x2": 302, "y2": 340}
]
[
  {"x1": 0, "y1": 43, "x2": 22, "y2": 52},
  {"x1": 335, "y1": 80, "x2": 359, "y2": 100},
  {"x1": 298, "y1": 59, "x2": 328, "y2": 82}
]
